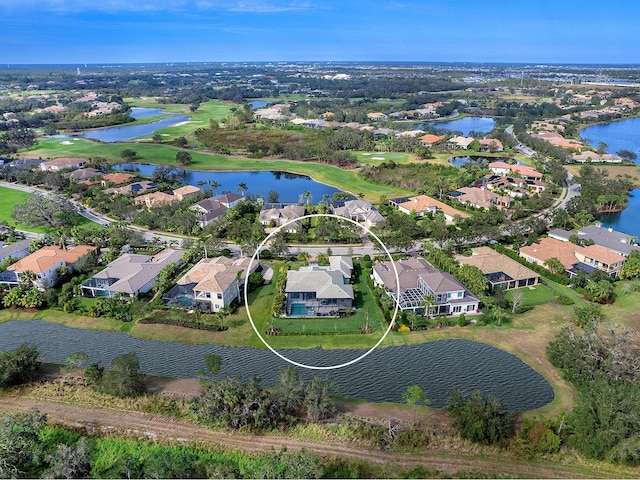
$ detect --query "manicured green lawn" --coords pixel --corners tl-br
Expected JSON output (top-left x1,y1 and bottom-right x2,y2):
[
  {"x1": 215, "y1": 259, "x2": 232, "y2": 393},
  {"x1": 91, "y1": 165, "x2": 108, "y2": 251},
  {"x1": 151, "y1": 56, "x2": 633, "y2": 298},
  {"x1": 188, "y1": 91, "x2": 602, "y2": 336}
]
[
  {"x1": 504, "y1": 283, "x2": 557, "y2": 306},
  {"x1": 0, "y1": 186, "x2": 48, "y2": 233},
  {"x1": 355, "y1": 152, "x2": 411, "y2": 165},
  {"x1": 129, "y1": 99, "x2": 235, "y2": 140}
]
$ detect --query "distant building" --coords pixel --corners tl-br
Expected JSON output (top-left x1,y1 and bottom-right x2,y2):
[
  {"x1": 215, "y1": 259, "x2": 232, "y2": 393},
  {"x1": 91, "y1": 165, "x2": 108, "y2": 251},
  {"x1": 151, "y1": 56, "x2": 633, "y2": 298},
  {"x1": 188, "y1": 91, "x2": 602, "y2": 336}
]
[
  {"x1": 39, "y1": 158, "x2": 88, "y2": 172},
  {"x1": 390, "y1": 195, "x2": 470, "y2": 224},
  {"x1": 332, "y1": 199, "x2": 384, "y2": 228}
]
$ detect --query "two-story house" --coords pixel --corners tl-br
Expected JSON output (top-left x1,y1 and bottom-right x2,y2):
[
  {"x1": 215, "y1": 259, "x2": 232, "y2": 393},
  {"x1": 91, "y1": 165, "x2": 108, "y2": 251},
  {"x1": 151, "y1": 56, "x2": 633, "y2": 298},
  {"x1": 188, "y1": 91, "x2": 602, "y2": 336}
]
[
  {"x1": 285, "y1": 256, "x2": 354, "y2": 317},
  {"x1": 258, "y1": 204, "x2": 306, "y2": 233},
  {"x1": 372, "y1": 256, "x2": 479, "y2": 316},
  {"x1": 81, "y1": 248, "x2": 184, "y2": 298},
  {"x1": 0, "y1": 245, "x2": 96, "y2": 289},
  {"x1": 166, "y1": 256, "x2": 259, "y2": 312},
  {"x1": 332, "y1": 199, "x2": 384, "y2": 228}
]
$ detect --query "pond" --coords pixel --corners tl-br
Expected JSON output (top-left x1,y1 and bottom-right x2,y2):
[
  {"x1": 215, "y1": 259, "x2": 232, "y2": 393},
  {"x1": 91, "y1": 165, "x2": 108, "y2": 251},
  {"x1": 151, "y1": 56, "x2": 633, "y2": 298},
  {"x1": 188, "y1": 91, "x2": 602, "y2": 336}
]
[
  {"x1": 580, "y1": 117, "x2": 640, "y2": 159},
  {"x1": 249, "y1": 100, "x2": 269, "y2": 109},
  {"x1": 428, "y1": 117, "x2": 496, "y2": 136},
  {"x1": 448, "y1": 156, "x2": 525, "y2": 168},
  {"x1": 600, "y1": 188, "x2": 640, "y2": 237},
  {"x1": 0, "y1": 320, "x2": 555, "y2": 410},
  {"x1": 71, "y1": 107, "x2": 190, "y2": 142},
  {"x1": 115, "y1": 163, "x2": 343, "y2": 204}
]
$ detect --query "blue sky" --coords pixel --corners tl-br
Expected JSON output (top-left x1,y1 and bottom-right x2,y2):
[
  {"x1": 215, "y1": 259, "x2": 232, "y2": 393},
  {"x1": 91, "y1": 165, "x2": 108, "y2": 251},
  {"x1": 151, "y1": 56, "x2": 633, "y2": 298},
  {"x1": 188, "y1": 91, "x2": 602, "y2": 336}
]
[{"x1": 1, "y1": 0, "x2": 638, "y2": 64}]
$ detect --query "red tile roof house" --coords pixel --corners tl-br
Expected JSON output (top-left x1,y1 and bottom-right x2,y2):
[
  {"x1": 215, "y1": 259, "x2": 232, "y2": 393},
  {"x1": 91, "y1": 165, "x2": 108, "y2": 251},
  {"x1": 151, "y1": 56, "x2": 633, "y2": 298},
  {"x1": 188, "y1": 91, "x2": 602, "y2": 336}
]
[
  {"x1": 0, "y1": 245, "x2": 96, "y2": 289},
  {"x1": 101, "y1": 172, "x2": 136, "y2": 186},
  {"x1": 39, "y1": 158, "x2": 88, "y2": 172},
  {"x1": 478, "y1": 138, "x2": 504, "y2": 152},
  {"x1": 488, "y1": 161, "x2": 543, "y2": 181},
  {"x1": 520, "y1": 237, "x2": 626, "y2": 278},
  {"x1": 134, "y1": 191, "x2": 178, "y2": 209},
  {"x1": 418, "y1": 134, "x2": 446, "y2": 147},
  {"x1": 391, "y1": 195, "x2": 471, "y2": 224},
  {"x1": 172, "y1": 185, "x2": 201, "y2": 201}
]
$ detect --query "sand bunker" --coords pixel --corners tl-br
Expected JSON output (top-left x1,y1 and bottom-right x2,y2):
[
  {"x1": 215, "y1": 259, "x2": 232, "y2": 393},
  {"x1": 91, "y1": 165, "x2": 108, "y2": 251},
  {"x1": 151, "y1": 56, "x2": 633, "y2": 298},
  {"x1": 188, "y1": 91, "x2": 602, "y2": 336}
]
[{"x1": 60, "y1": 141, "x2": 74, "y2": 145}]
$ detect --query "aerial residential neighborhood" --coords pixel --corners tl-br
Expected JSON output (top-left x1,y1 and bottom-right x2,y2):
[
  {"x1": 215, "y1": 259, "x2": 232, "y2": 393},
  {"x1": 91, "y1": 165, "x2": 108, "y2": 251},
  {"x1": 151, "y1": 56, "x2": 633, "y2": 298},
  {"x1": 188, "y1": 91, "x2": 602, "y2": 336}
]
[{"x1": 2, "y1": 16, "x2": 640, "y2": 475}]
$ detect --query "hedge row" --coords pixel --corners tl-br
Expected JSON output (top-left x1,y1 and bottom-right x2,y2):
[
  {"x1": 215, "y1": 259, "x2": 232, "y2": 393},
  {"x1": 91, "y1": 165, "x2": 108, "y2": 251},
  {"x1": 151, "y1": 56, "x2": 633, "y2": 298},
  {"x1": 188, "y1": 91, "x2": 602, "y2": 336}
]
[{"x1": 138, "y1": 317, "x2": 227, "y2": 332}]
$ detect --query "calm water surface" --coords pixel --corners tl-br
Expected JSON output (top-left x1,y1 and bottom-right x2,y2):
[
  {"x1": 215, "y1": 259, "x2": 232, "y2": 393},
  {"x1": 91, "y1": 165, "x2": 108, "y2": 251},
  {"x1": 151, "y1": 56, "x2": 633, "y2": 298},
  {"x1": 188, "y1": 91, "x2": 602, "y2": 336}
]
[
  {"x1": 600, "y1": 188, "x2": 640, "y2": 237},
  {"x1": 68, "y1": 107, "x2": 190, "y2": 142},
  {"x1": 0, "y1": 320, "x2": 554, "y2": 410},
  {"x1": 115, "y1": 164, "x2": 342, "y2": 204},
  {"x1": 429, "y1": 117, "x2": 496, "y2": 136},
  {"x1": 580, "y1": 117, "x2": 640, "y2": 157}
]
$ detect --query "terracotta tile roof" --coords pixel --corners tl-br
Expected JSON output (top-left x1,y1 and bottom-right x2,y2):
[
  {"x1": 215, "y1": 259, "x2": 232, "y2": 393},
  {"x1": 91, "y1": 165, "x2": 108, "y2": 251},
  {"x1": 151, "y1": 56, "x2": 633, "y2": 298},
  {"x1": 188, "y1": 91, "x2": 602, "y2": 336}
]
[
  {"x1": 178, "y1": 256, "x2": 255, "y2": 293},
  {"x1": 520, "y1": 237, "x2": 583, "y2": 270},
  {"x1": 398, "y1": 195, "x2": 471, "y2": 219},
  {"x1": 457, "y1": 247, "x2": 539, "y2": 283},
  {"x1": 8, "y1": 245, "x2": 96, "y2": 274},
  {"x1": 582, "y1": 244, "x2": 626, "y2": 265},
  {"x1": 172, "y1": 185, "x2": 201, "y2": 197},
  {"x1": 419, "y1": 134, "x2": 446, "y2": 144},
  {"x1": 102, "y1": 172, "x2": 135, "y2": 185},
  {"x1": 134, "y1": 191, "x2": 177, "y2": 207}
]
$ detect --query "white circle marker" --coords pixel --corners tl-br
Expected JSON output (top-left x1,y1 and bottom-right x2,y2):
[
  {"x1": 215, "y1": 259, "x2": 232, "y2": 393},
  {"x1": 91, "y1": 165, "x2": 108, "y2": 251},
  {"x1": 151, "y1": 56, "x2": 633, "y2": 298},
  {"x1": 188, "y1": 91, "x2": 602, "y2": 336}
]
[{"x1": 243, "y1": 213, "x2": 400, "y2": 370}]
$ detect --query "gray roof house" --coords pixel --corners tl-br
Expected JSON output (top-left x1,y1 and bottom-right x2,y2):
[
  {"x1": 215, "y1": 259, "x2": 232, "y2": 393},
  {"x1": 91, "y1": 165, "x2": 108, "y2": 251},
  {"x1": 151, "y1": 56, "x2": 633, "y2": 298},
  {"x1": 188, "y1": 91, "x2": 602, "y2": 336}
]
[
  {"x1": 285, "y1": 256, "x2": 354, "y2": 317},
  {"x1": 373, "y1": 256, "x2": 479, "y2": 316},
  {"x1": 0, "y1": 239, "x2": 32, "y2": 263},
  {"x1": 190, "y1": 198, "x2": 229, "y2": 227},
  {"x1": 81, "y1": 248, "x2": 183, "y2": 298},
  {"x1": 332, "y1": 199, "x2": 384, "y2": 228},
  {"x1": 259, "y1": 204, "x2": 306, "y2": 233},
  {"x1": 549, "y1": 224, "x2": 640, "y2": 257}
]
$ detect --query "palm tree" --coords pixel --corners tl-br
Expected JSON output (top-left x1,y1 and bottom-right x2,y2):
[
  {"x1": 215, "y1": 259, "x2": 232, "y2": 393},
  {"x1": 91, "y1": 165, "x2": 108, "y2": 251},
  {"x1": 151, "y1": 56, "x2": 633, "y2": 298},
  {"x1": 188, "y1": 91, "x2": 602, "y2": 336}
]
[
  {"x1": 421, "y1": 294, "x2": 435, "y2": 319},
  {"x1": 235, "y1": 269, "x2": 244, "y2": 306},
  {"x1": 237, "y1": 182, "x2": 248, "y2": 197},
  {"x1": 209, "y1": 180, "x2": 221, "y2": 196},
  {"x1": 302, "y1": 190, "x2": 312, "y2": 205}
]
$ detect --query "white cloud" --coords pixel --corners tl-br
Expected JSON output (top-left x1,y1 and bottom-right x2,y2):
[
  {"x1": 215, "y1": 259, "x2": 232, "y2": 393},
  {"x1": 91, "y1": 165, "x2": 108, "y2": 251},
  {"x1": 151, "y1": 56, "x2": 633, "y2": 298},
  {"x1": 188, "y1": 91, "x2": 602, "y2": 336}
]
[{"x1": 0, "y1": 0, "x2": 314, "y2": 13}]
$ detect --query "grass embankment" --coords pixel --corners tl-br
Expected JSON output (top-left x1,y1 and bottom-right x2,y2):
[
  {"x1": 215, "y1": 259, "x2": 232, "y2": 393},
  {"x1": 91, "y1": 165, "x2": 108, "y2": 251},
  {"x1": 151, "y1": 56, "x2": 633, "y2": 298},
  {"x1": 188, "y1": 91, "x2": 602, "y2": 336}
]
[{"x1": 565, "y1": 163, "x2": 640, "y2": 187}]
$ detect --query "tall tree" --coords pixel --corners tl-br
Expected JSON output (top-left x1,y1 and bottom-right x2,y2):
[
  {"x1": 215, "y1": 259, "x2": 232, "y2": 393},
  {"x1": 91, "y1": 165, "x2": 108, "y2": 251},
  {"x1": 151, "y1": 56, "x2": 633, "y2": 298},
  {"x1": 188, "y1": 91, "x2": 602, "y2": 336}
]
[
  {"x1": 175, "y1": 151, "x2": 192, "y2": 166},
  {"x1": 402, "y1": 384, "x2": 428, "y2": 424}
]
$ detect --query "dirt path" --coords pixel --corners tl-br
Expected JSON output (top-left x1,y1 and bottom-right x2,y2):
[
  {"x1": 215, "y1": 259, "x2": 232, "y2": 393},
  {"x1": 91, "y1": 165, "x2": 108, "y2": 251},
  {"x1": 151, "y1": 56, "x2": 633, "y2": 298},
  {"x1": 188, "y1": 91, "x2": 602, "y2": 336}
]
[{"x1": 0, "y1": 393, "x2": 621, "y2": 478}]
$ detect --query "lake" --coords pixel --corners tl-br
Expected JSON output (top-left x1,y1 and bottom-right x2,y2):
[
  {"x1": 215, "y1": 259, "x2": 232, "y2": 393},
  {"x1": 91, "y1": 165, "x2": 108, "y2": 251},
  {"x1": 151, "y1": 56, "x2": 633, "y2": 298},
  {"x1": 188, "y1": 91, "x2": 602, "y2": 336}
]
[
  {"x1": 73, "y1": 107, "x2": 190, "y2": 142},
  {"x1": 115, "y1": 163, "x2": 342, "y2": 204},
  {"x1": 580, "y1": 117, "x2": 640, "y2": 157},
  {"x1": 0, "y1": 320, "x2": 554, "y2": 411},
  {"x1": 448, "y1": 156, "x2": 525, "y2": 168},
  {"x1": 600, "y1": 188, "x2": 640, "y2": 236},
  {"x1": 429, "y1": 117, "x2": 496, "y2": 136}
]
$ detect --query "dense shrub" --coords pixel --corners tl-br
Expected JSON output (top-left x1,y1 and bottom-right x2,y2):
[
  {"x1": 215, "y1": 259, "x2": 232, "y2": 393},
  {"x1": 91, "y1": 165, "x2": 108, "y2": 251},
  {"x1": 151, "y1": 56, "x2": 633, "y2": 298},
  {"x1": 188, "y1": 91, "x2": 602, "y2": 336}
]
[
  {"x1": 0, "y1": 343, "x2": 40, "y2": 388},
  {"x1": 448, "y1": 390, "x2": 515, "y2": 446}
]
